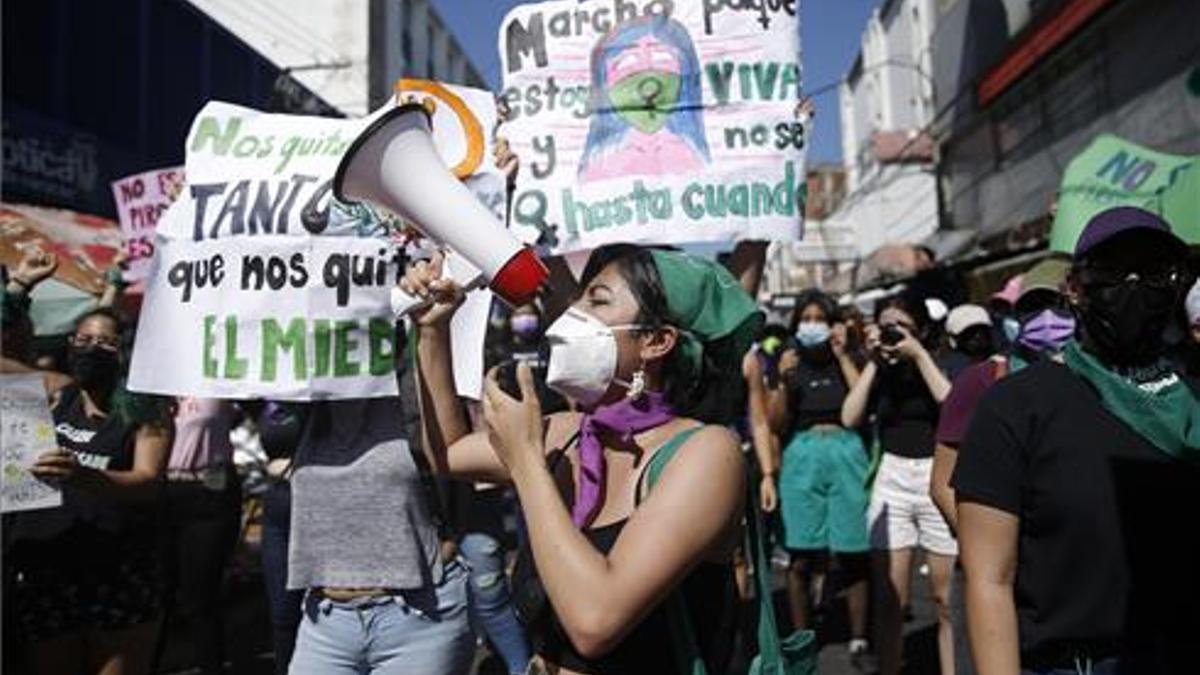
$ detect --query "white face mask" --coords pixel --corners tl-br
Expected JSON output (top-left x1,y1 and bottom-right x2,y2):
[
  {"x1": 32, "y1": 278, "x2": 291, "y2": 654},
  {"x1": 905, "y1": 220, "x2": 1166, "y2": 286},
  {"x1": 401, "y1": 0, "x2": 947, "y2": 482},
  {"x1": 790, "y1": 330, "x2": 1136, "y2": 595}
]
[{"x1": 544, "y1": 307, "x2": 643, "y2": 407}]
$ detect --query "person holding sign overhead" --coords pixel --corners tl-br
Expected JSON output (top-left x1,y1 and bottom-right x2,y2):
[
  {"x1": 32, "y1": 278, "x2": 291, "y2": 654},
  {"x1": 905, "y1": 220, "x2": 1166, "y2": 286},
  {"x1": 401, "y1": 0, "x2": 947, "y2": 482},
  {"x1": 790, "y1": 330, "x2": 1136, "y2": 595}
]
[{"x1": 410, "y1": 243, "x2": 761, "y2": 674}]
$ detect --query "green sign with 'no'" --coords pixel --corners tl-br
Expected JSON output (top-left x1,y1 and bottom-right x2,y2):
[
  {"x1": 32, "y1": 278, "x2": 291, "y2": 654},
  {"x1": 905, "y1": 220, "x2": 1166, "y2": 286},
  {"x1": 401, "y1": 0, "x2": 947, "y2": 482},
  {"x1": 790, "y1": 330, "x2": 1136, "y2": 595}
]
[{"x1": 1050, "y1": 134, "x2": 1199, "y2": 253}]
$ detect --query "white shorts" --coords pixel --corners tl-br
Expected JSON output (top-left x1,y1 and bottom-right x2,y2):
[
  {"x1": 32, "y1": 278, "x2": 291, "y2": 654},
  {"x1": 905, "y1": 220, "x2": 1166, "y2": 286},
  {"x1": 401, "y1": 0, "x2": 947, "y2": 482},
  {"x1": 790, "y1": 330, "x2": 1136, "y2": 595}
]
[{"x1": 867, "y1": 453, "x2": 958, "y2": 556}]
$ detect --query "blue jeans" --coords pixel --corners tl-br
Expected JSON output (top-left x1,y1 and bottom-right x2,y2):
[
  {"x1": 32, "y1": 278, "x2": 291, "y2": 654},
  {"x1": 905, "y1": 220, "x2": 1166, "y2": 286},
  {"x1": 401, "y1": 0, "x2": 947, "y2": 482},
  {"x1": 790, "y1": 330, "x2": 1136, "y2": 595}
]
[
  {"x1": 288, "y1": 562, "x2": 473, "y2": 675},
  {"x1": 460, "y1": 532, "x2": 532, "y2": 675},
  {"x1": 261, "y1": 480, "x2": 304, "y2": 675}
]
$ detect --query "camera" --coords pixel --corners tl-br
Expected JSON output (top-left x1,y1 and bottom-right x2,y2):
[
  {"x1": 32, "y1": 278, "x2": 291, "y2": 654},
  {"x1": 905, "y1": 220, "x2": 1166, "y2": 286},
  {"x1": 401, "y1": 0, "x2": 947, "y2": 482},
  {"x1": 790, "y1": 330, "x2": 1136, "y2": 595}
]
[
  {"x1": 496, "y1": 352, "x2": 546, "y2": 402},
  {"x1": 880, "y1": 324, "x2": 905, "y2": 347}
]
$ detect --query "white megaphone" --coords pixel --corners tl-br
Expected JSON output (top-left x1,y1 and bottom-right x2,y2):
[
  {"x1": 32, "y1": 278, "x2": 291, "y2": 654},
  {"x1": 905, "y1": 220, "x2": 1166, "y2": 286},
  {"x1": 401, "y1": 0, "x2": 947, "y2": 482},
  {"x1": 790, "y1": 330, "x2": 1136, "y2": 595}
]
[{"x1": 333, "y1": 102, "x2": 547, "y2": 312}]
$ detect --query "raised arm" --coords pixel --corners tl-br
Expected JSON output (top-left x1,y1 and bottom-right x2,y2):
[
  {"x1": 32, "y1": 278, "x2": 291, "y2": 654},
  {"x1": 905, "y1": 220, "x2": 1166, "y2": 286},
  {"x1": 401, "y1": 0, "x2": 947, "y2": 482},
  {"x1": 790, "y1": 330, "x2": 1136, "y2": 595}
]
[
  {"x1": 484, "y1": 368, "x2": 745, "y2": 657},
  {"x1": 884, "y1": 324, "x2": 951, "y2": 402},
  {"x1": 841, "y1": 360, "x2": 877, "y2": 428},
  {"x1": 744, "y1": 351, "x2": 779, "y2": 512},
  {"x1": 406, "y1": 252, "x2": 537, "y2": 483}
]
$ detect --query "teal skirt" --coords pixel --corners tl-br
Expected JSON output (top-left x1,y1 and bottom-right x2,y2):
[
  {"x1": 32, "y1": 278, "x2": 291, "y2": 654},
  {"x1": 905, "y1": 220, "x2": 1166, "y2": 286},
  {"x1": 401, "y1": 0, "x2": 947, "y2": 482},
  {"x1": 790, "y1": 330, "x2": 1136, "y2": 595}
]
[{"x1": 778, "y1": 427, "x2": 869, "y2": 553}]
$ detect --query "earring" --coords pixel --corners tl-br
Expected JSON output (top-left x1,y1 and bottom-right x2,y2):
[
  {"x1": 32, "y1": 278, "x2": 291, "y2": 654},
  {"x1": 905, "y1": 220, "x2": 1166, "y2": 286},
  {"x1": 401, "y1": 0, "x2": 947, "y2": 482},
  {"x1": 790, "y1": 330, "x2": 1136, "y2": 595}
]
[{"x1": 626, "y1": 367, "x2": 647, "y2": 399}]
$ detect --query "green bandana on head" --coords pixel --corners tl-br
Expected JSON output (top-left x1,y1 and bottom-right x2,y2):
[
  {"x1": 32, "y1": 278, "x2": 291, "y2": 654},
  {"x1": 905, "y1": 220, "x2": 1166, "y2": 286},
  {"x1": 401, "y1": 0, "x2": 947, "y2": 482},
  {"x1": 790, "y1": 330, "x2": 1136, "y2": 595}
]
[
  {"x1": 649, "y1": 249, "x2": 763, "y2": 398},
  {"x1": 1063, "y1": 341, "x2": 1200, "y2": 460}
]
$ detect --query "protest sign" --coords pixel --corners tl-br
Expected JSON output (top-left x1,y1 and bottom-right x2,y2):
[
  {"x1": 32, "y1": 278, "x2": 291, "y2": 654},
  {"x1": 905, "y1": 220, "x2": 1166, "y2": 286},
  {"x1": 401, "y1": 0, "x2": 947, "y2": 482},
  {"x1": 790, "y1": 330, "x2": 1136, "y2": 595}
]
[
  {"x1": 111, "y1": 167, "x2": 185, "y2": 282},
  {"x1": 1, "y1": 374, "x2": 62, "y2": 513},
  {"x1": 499, "y1": 0, "x2": 805, "y2": 255},
  {"x1": 129, "y1": 85, "x2": 502, "y2": 400},
  {"x1": 1051, "y1": 134, "x2": 1199, "y2": 252}
]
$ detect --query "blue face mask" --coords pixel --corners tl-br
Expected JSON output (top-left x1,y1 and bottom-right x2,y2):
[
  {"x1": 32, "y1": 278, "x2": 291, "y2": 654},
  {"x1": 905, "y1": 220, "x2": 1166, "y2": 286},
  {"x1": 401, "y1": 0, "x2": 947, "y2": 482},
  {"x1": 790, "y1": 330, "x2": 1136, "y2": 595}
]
[
  {"x1": 1002, "y1": 317, "x2": 1020, "y2": 343},
  {"x1": 795, "y1": 321, "x2": 831, "y2": 348}
]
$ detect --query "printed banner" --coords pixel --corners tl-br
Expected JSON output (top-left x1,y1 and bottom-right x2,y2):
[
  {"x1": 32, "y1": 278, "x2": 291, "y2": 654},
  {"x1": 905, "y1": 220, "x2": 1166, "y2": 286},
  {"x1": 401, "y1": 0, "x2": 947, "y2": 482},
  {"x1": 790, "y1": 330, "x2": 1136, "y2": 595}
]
[
  {"x1": 1051, "y1": 134, "x2": 1199, "y2": 252},
  {"x1": 129, "y1": 84, "x2": 502, "y2": 400},
  {"x1": 1, "y1": 374, "x2": 63, "y2": 514},
  {"x1": 111, "y1": 167, "x2": 185, "y2": 282},
  {"x1": 499, "y1": 0, "x2": 805, "y2": 254}
]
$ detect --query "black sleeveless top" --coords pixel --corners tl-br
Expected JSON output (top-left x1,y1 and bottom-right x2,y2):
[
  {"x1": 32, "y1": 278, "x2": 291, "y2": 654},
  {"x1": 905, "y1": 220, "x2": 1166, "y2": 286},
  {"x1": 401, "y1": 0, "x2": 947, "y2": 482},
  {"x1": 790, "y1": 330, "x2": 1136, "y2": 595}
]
[
  {"x1": 536, "y1": 520, "x2": 737, "y2": 674},
  {"x1": 518, "y1": 432, "x2": 739, "y2": 674},
  {"x1": 786, "y1": 351, "x2": 851, "y2": 433},
  {"x1": 10, "y1": 385, "x2": 143, "y2": 543}
]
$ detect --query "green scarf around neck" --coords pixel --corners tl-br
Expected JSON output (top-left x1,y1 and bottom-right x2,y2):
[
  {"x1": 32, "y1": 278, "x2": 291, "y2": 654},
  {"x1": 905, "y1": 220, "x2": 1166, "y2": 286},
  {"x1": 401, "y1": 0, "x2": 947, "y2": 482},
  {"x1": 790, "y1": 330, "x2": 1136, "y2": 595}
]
[{"x1": 1063, "y1": 341, "x2": 1200, "y2": 460}]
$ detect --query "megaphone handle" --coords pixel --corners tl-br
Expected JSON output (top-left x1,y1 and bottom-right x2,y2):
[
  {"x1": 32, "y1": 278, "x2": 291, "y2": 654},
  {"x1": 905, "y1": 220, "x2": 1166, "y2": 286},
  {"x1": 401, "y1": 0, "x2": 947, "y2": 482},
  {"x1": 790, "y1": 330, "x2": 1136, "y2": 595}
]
[{"x1": 390, "y1": 273, "x2": 488, "y2": 319}]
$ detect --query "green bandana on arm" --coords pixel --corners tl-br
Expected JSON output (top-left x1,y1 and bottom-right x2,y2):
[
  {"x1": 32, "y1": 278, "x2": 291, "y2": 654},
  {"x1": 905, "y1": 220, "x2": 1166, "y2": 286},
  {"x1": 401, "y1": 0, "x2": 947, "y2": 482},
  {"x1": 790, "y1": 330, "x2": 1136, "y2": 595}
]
[
  {"x1": 649, "y1": 249, "x2": 763, "y2": 416},
  {"x1": 1063, "y1": 341, "x2": 1200, "y2": 460}
]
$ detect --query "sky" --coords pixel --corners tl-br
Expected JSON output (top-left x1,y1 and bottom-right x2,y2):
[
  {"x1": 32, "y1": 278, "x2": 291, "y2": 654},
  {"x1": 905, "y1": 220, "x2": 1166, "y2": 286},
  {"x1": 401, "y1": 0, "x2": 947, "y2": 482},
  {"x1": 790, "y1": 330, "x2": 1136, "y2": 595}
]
[{"x1": 429, "y1": 0, "x2": 879, "y2": 164}]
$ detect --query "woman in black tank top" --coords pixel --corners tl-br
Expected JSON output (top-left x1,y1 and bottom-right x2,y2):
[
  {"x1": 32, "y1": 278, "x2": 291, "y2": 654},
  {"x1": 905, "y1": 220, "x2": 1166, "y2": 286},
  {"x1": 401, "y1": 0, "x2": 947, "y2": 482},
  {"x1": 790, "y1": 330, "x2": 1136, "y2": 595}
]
[
  {"x1": 409, "y1": 244, "x2": 761, "y2": 673},
  {"x1": 9, "y1": 308, "x2": 172, "y2": 675}
]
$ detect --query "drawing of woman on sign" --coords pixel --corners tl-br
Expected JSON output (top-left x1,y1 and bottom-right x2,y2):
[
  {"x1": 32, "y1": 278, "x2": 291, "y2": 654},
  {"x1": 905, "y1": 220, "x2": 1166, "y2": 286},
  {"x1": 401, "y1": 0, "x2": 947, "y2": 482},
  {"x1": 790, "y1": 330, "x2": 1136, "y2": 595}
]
[{"x1": 578, "y1": 16, "x2": 711, "y2": 183}]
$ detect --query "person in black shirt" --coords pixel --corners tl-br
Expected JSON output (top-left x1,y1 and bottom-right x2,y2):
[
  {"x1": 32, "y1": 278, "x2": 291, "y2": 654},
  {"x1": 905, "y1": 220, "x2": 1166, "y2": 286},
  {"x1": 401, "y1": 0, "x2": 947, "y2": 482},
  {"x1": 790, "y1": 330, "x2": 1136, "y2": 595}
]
[
  {"x1": 770, "y1": 290, "x2": 870, "y2": 659},
  {"x1": 10, "y1": 308, "x2": 172, "y2": 675},
  {"x1": 954, "y1": 207, "x2": 1200, "y2": 674},
  {"x1": 842, "y1": 293, "x2": 954, "y2": 675}
]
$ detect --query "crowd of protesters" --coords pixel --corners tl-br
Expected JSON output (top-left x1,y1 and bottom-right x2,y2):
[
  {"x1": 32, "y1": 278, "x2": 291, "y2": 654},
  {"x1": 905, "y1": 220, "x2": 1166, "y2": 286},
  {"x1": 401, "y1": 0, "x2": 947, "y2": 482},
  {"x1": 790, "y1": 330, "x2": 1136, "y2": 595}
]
[{"x1": 4, "y1": 134, "x2": 1200, "y2": 675}]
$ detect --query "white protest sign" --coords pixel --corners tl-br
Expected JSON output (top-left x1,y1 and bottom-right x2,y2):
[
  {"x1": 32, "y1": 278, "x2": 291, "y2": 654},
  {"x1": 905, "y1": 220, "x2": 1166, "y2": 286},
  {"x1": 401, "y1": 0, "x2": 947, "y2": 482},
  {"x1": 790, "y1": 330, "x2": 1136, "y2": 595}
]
[
  {"x1": 129, "y1": 87, "x2": 503, "y2": 400},
  {"x1": 499, "y1": 0, "x2": 805, "y2": 254},
  {"x1": 1, "y1": 374, "x2": 63, "y2": 513},
  {"x1": 111, "y1": 166, "x2": 185, "y2": 282}
]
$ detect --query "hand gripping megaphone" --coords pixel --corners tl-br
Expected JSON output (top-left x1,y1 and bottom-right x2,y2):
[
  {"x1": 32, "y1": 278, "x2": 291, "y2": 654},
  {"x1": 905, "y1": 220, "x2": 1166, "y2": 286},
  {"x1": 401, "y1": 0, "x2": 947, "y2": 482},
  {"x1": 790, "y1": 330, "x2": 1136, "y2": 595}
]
[{"x1": 333, "y1": 103, "x2": 547, "y2": 312}]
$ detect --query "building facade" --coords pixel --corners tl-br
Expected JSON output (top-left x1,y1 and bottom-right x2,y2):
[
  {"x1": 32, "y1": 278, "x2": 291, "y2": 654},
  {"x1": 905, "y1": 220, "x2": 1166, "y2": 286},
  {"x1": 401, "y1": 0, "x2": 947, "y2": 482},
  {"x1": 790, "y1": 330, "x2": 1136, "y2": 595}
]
[
  {"x1": 2, "y1": 0, "x2": 337, "y2": 218},
  {"x1": 932, "y1": 0, "x2": 1200, "y2": 255},
  {"x1": 832, "y1": 0, "x2": 942, "y2": 268},
  {"x1": 189, "y1": 0, "x2": 487, "y2": 116}
]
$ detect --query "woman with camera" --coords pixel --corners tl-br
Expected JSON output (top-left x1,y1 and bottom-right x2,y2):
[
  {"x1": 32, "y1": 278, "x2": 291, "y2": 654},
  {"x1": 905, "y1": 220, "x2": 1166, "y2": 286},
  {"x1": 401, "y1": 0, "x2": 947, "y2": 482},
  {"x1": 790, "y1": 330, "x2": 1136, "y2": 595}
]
[{"x1": 841, "y1": 294, "x2": 954, "y2": 675}]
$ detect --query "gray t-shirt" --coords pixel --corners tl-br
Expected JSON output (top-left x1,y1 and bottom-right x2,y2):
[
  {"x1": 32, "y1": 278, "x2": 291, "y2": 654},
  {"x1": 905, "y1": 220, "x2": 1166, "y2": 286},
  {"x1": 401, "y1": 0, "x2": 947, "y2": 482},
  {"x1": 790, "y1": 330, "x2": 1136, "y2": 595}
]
[{"x1": 287, "y1": 396, "x2": 442, "y2": 590}]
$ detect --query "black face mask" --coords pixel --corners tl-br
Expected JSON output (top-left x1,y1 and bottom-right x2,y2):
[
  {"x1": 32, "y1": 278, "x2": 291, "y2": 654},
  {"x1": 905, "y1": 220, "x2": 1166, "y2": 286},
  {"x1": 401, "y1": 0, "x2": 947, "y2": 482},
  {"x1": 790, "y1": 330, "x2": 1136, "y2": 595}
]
[
  {"x1": 955, "y1": 328, "x2": 995, "y2": 360},
  {"x1": 68, "y1": 346, "x2": 120, "y2": 390},
  {"x1": 1078, "y1": 282, "x2": 1177, "y2": 367}
]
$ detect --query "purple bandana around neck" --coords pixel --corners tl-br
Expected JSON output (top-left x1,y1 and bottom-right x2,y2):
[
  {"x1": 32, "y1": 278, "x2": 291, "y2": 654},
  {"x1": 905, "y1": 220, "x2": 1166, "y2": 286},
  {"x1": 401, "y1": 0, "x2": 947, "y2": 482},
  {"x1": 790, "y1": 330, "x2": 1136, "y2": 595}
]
[{"x1": 571, "y1": 391, "x2": 676, "y2": 528}]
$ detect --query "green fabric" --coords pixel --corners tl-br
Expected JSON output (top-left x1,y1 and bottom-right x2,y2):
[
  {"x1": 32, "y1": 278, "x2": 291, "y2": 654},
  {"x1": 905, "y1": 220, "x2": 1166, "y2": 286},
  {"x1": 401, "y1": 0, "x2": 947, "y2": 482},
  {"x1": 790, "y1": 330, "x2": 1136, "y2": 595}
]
[
  {"x1": 649, "y1": 249, "x2": 763, "y2": 387},
  {"x1": 864, "y1": 437, "x2": 883, "y2": 489},
  {"x1": 1050, "y1": 134, "x2": 1200, "y2": 252},
  {"x1": 645, "y1": 426, "x2": 817, "y2": 675},
  {"x1": 1063, "y1": 342, "x2": 1200, "y2": 460},
  {"x1": 1008, "y1": 352, "x2": 1029, "y2": 374},
  {"x1": 1158, "y1": 161, "x2": 1200, "y2": 245},
  {"x1": 1018, "y1": 257, "x2": 1071, "y2": 299}
]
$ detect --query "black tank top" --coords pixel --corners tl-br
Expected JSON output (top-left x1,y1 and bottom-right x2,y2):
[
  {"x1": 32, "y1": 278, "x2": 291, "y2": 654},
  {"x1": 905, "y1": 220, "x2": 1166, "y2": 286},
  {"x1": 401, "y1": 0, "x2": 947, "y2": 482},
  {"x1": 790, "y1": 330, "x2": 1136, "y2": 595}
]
[
  {"x1": 537, "y1": 520, "x2": 737, "y2": 674},
  {"x1": 10, "y1": 385, "x2": 141, "y2": 542}
]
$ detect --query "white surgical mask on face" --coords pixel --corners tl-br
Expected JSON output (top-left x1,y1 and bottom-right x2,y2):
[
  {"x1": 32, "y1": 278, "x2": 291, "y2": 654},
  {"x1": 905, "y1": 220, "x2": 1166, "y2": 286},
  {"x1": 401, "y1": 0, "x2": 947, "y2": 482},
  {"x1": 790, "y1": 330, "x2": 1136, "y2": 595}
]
[{"x1": 544, "y1": 307, "x2": 643, "y2": 407}]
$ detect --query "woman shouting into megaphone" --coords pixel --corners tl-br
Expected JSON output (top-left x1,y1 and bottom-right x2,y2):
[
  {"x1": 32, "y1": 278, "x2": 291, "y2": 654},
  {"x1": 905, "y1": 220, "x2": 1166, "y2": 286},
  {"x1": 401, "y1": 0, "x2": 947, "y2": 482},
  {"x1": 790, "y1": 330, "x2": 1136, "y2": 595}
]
[{"x1": 408, "y1": 243, "x2": 761, "y2": 675}]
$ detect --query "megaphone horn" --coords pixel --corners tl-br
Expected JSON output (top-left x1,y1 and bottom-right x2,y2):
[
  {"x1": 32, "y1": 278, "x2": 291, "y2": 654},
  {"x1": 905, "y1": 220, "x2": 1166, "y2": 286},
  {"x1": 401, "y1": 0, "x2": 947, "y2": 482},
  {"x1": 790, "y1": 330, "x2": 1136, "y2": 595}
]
[{"x1": 333, "y1": 103, "x2": 547, "y2": 307}]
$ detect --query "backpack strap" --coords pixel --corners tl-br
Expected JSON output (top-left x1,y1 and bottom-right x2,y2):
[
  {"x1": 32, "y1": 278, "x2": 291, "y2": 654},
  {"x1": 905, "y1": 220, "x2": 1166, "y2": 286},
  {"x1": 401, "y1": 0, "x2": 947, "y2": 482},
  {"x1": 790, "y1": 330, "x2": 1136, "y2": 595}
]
[
  {"x1": 635, "y1": 424, "x2": 709, "y2": 675},
  {"x1": 638, "y1": 425, "x2": 705, "y2": 501}
]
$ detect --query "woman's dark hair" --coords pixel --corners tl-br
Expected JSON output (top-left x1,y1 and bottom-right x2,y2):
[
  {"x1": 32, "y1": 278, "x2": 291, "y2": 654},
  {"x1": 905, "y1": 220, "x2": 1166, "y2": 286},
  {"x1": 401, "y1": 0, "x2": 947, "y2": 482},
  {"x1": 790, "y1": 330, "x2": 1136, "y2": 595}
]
[
  {"x1": 72, "y1": 306, "x2": 171, "y2": 430},
  {"x1": 73, "y1": 306, "x2": 126, "y2": 335},
  {"x1": 790, "y1": 288, "x2": 839, "y2": 332},
  {"x1": 578, "y1": 244, "x2": 741, "y2": 423},
  {"x1": 758, "y1": 323, "x2": 791, "y2": 344},
  {"x1": 873, "y1": 292, "x2": 930, "y2": 328}
]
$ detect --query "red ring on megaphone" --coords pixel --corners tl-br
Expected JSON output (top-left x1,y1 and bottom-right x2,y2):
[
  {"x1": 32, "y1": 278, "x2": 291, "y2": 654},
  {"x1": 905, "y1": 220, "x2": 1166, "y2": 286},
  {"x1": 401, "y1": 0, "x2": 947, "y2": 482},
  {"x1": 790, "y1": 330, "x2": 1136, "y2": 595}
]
[{"x1": 491, "y1": 247, "x2": 547, "y2": 307}]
